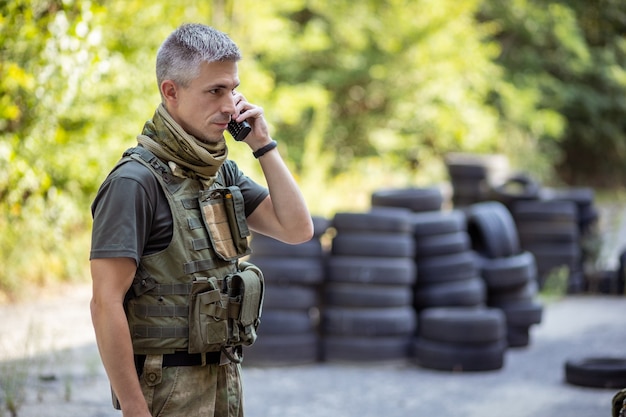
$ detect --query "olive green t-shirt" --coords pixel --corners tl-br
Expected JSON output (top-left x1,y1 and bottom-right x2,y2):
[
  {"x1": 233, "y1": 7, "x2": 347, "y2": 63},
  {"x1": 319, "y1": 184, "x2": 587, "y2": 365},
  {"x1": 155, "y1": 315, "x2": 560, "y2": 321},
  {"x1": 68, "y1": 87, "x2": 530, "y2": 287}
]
[{"x1": 90, "y1": 158, "x2": 268, "y2": 266}]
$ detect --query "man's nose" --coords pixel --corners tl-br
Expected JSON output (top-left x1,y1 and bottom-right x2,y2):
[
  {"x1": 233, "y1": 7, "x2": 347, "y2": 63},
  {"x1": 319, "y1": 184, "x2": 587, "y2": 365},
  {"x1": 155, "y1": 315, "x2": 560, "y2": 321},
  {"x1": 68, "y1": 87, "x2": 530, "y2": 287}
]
[{"x1": 224, "y1": 94, "x2": 237, "y2": 117}]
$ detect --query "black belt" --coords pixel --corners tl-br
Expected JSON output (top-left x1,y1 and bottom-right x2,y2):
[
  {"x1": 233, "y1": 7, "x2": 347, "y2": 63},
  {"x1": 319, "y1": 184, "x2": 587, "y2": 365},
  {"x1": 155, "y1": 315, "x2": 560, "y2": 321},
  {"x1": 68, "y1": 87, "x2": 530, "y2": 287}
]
[
  {"x1": 163, "y1": 351, "x2": 221, "y2": 366},
  {"x1": 135, "y1": 351, "x2": 221, "y2": 371}
]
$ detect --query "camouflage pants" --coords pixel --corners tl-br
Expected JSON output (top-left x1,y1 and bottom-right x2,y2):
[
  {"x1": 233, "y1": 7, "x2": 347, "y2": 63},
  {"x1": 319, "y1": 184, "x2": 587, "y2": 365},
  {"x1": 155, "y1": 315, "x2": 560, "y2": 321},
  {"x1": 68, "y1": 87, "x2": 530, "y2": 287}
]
[{"x1": 140, "y1": 354, "x2": 244, "y2": 417}]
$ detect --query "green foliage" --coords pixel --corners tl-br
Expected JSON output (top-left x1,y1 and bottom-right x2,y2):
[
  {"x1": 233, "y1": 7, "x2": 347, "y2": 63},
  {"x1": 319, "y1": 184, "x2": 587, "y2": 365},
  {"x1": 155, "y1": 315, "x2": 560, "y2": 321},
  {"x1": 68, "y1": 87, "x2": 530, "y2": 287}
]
[
  {"x1": 0, "y1": 0, "x2": 104, "y2": 296},
  {"x1": 480, "y1": 0, "x2": 626, "y2": 186},
  {"x1": 0, "y1": 0, "x2": 624, "y2": 296}
]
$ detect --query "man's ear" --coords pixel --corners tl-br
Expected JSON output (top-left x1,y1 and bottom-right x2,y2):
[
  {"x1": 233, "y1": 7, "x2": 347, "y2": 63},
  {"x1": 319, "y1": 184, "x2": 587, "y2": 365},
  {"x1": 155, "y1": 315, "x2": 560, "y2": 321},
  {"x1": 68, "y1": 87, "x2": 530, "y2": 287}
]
[{"x1": 161, "y1": 80, "x2": 178, "y2": 105}]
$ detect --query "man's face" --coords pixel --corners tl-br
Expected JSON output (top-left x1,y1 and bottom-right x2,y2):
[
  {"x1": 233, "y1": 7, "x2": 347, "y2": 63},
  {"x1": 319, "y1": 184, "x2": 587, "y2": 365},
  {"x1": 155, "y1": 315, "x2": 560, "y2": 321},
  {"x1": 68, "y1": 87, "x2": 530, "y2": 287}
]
[{"x1": 164, "y1": 60, "x2": 239, "y2": 143}]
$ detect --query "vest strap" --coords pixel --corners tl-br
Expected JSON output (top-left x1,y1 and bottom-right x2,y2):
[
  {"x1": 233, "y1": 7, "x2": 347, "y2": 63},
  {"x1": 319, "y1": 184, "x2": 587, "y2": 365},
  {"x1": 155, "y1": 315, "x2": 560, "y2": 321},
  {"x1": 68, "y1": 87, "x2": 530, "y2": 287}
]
[
  {"x1": 184, "y1": 259, "x2": 219, "y2": 274},
  {"x1": 133, "y1": 325, "x2": 189, "y2": 339},
  {"x1": 192, "y1": 238, "x2": 211, "y2": 251},
  {"x1": 134, "y1": 304, "x2": 189, "y2": 317},
  {"x1": 188, "y1": 217, "x2": 203, "y2": 230}
]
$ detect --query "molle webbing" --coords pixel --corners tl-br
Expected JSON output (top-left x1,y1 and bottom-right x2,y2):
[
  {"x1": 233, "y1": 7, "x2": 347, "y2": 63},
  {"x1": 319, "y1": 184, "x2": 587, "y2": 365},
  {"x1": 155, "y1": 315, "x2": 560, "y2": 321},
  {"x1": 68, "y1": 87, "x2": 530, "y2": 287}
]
[{"x1": 133, "y1": 326, "x2": 189, "y2": 339}]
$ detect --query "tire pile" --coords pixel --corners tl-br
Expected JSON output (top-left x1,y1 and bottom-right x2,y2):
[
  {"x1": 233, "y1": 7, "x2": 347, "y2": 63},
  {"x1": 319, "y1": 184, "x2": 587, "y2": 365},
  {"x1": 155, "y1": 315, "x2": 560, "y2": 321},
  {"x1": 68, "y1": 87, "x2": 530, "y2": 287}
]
[
  {"x1": 369, "y1": 187, "x2": 487, "y2": 312},
  {"x1": 509, "y1": 199, "x2": 583, "y2": 292},
  {"x1": 369, "y1": 188, "x2": 511, "y2": 371},
  {"x1": 243, "y1": 185, "x2": 559, "y2": 369},
  {"x1": 445, "y1": 153, "x2": 603, "y2": 293},
  {"x1": 445, "y1": 153, "x2": 510, "y2": 207},
  {"x1": 321, "y1": 209, "x2": 417, "y2": 362},
  {"x1": 468, "y1": 201, "x2": 544, "y2": 347},
  {"x1": 412, "y1": 210, "x2": 485, "y2": 310},
  {"x1": 496, "y1": 182, "x2": 600, "y2": 293},
  {"x1": 242, "y1": 217, "x2": 328, "y2": 366},
  {"x1": 412, "y1": 307, "x2": 508, "y2": 371}
]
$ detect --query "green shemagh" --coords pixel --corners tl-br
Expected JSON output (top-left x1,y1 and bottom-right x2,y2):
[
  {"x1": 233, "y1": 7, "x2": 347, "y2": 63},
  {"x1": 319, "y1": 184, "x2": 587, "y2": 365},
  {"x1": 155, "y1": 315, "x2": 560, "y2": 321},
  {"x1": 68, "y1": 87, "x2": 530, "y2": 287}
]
[{"x1": 137, "y1": 104, "x2": 228, "y2": 187}]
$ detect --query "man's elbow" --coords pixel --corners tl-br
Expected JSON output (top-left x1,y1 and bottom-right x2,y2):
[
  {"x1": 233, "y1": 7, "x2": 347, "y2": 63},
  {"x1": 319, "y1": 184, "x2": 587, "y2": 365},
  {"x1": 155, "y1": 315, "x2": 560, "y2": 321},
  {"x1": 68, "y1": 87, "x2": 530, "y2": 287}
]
[{"x1": 285, "y1": 218, "x2": 315, "y2": 245}]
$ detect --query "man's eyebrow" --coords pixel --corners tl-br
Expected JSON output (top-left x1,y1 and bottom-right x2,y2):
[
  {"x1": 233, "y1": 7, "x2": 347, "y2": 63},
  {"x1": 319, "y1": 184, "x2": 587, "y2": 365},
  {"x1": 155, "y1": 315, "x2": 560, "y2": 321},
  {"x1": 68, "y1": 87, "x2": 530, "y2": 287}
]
[{"x1": 206, "y1": 82, "x2": 240, "y2": 90}]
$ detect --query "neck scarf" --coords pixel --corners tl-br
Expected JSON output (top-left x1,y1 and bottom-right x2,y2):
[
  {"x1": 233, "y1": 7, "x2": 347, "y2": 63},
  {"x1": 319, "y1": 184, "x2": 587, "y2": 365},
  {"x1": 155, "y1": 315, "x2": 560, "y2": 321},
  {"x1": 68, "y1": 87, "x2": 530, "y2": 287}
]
[{"x1": 137, "y1": 104, "x2": 228, "y2": 187}]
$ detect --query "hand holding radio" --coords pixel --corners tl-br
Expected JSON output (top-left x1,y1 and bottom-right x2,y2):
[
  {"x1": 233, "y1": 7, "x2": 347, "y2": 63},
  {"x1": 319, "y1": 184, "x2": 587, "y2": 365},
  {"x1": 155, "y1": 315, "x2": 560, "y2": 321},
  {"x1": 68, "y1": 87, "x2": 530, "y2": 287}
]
[
  {"x1": 228, "y1": 94, "x2": 274, "y2": 155},
  {"x1": 227, "y1": 119, "x2": 252, "y2": 141}
]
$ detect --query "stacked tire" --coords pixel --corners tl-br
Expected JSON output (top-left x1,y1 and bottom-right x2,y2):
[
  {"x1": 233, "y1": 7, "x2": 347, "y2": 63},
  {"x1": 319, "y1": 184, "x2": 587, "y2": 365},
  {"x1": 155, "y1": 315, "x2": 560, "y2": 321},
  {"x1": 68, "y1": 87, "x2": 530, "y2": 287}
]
[
  {"x1": 243, "y1": 217, "x2": 328, "y2": 366},
  {"x1": 445, "y1": 153, "x2": 510, "y2": 207},
  {"x1": 509, "y1": 199, "x2": 583, "y2": 292},
  {"x1": 321, "y1": 209, "x2": 417, "y2": 362},
  {"x1": 618, "y1": 250, "x2": 626, "y2": 294},
  {"x1": 411, "y1": 210, "x2": 486, "y2": 310},
  {"x1": 371, "y1": 186, "x2": 445, "y2": 213},
  {"x1": 540, "y1": 187, "x2": 600, "y2": 292},
  {"x1": 541, "y1": 187, "x2": 599, "y2": 237},
  {"x1": 467, "y1": 201, "x2": 544, "y2": 347},
  {"x1": 412, "y1": 307, "x2": 508, "y2": 371}
]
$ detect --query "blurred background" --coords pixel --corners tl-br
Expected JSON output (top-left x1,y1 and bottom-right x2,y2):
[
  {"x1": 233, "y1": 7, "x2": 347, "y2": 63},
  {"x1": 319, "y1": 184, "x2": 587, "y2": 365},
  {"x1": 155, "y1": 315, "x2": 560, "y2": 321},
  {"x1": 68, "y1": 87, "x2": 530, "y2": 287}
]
[{"x1": 1, "y1": 0, "x2": 625, "y2": 300}]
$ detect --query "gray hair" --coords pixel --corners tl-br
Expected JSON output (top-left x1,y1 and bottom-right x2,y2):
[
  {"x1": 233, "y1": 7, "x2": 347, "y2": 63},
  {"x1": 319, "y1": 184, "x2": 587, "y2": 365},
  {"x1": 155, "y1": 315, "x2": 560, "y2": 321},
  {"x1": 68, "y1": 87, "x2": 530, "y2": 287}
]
[{"x1": 156, "y1": 23, "x2": 242, "y2": 90}]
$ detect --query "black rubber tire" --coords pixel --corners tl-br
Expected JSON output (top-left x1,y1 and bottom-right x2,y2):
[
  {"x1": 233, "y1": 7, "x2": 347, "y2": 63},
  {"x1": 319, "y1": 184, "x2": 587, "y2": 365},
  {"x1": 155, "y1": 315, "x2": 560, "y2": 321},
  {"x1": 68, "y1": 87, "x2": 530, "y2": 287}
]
[
  {"x1": 511, "y1": 200, "x2": 578, "y2": 223},
  {"x1": 565, "y1": 357, "x2": 626, "y2": 388},
  {"x1": 332, "y1": 209, "x2": 414, "y2": 233},
  {"x1": 263, "y1": 284, "x2": 320, "y2": 310},
  {"x1": 312, "y1": 215, "x2": 331, "y2": 237},
  {"x1": 488, "y1": 280, "x2": 538, "y2": 305},
  {"x1": 445, "y1": 153, "x2": 509, "y2": 183},
  {"x1": 250, "y1": 233, "x2": 324, "y2": 258},
  {"x1": 331, "y1": 232, "x2": 415, "y2": 258},
  {"x1": 323, "y1": 282, "x2": 413, "y2": 308},
  {"x1": 540, "y1": 187, "x2": 599, "y2": 233},
  {"x1": 447, "y1": 162, "x2": 489, "y2": 179},
  {"x1": 412, "y1": 337, "x2": 507, "y2": 372},
  {"x1": 321, "y1": 306, "x2": 417, "y2": 337},
  {"x1": 326, "y1": 256, "x2": 416, "y2": 286},
  {"x1": 450, "y1": 178, "x2": 489, "y2": 201},
  {"x1": 416, "y1": 251, "x2": 478, "y2": 284},
  {"x1": 322, "y1": 336, "x2": 411, "y2": 362},
  {"x1": 494, "y1": 299, "x2": 544, "y2": 327},
  {"x1": 419, "y1": 307, "x2": 506, "y2": 344},
  {"x1": 248, "y1": 256, "x2": 325, "y2": 285},
  {"x1": 371, "y1": 187, "x2": 444, "y2": 212},
  {"x1": 489, "y1": 173, "x2": 541, "y2": 206},
  {"x1": 516, "y1": 221, "x2": 579, "y2": 244},
  {"x1": 476, "y1": 251, "x2": 537, "y2": 291},
  {"x1": 412, "y1": 210, "x2": 467, "y2": 237},
  {"x1": 467, "y1": 201, "x2": 521, "y2": 259},
  {"x1": 541, "y1": 186, "x2": 595, "y2": 206},
  {"x1": 242, "y1": 333, "x2": 319, "y2": 367},
  {"x1": 618, "y1": 249, "x2": 626, "y2": 294},
  {"x1": 258, "y1": 309, "x2": 316, "y2": 335},
  {"x1": 524, "y1": 242, "x2": 582, "y2": 279},
  {"x1": 414, "y1": 277, "x2": 486, "y2": 309},
  {"x1": 414, "y1": 231, "x2": 471, "y2": 259},
  {"x1": 506, "y1": 326, "x2": 531, "y2": 348}
]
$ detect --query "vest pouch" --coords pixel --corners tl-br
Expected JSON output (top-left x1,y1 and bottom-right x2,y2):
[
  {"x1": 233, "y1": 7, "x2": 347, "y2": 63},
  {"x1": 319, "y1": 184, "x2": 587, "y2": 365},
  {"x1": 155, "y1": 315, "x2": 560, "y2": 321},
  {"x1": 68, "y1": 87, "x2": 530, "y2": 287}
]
[
  {"x1": 227, "y1": 262, "x2": 264, "y2": 347},
  {"x1": 188, "y1": 277, "x2": 228, "y2": 354},
  {"x1": 199, "y1": 187, "x2": 251, "y2": 262}
]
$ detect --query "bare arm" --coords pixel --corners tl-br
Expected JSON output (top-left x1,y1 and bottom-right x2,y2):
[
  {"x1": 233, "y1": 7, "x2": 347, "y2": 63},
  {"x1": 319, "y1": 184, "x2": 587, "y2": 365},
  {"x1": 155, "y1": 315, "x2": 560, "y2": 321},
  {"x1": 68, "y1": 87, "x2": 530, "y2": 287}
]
[
  {"x1": 234, "y1": 96, "x2": 314, "y2": 244},
  {"x1": 90, "y1": 258, "x2": 151, "y2": 417}
]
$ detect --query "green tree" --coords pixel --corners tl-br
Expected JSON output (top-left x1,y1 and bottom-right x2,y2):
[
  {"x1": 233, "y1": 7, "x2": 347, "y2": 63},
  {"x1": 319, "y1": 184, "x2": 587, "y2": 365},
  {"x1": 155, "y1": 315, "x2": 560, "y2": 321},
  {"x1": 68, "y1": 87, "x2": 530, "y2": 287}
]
[
  {"x1": 480, "y1": 0, "x2": 626, "y2": 186},
  {"x1": 0, "y1": 0, "x2": 104, "y2": 295}
]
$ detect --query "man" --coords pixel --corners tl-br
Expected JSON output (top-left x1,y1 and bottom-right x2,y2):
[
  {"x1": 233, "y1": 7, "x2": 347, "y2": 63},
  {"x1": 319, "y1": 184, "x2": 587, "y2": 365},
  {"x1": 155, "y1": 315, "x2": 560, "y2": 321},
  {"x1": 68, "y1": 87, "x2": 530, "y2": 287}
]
[{"x1": 90, "y1": 23, "x2": 313, "y2": 417}]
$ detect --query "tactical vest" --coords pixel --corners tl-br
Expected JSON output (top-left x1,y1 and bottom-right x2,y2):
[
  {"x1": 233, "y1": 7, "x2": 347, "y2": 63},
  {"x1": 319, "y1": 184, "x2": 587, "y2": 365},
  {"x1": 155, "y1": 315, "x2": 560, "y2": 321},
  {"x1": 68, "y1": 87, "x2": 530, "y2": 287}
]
[{"x1": 117, "y1": 147, "x2": 264, "y2": 356}]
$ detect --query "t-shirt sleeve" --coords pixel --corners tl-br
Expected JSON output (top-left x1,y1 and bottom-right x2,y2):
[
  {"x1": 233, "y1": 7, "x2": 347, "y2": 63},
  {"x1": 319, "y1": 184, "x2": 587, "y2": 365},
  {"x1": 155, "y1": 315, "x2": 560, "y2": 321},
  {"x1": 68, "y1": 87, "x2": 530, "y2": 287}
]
[{"x1": 89, "y1": 163, "x2": 159, "y2": 265}]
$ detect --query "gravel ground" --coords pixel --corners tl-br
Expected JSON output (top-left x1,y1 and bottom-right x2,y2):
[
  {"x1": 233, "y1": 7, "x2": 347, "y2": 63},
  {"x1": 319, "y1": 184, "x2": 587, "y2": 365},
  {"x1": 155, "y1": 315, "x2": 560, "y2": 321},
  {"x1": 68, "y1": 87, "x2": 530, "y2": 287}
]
[{"x1": 0, "y1": 285, "x2": 625, "y2": 417}]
